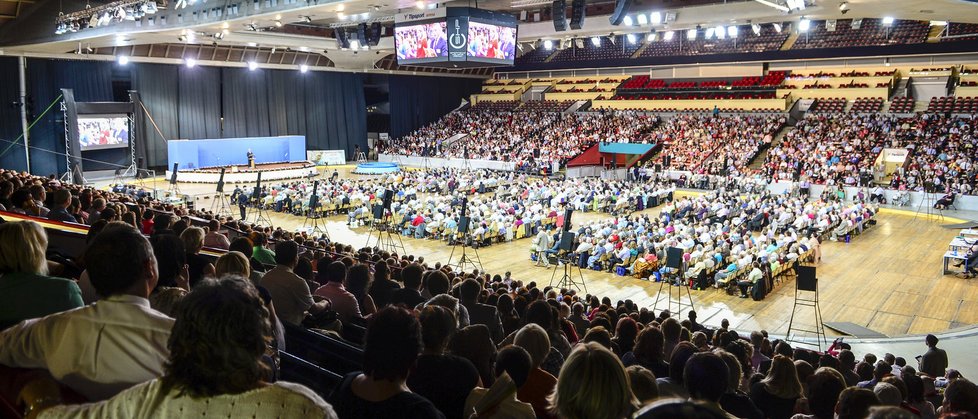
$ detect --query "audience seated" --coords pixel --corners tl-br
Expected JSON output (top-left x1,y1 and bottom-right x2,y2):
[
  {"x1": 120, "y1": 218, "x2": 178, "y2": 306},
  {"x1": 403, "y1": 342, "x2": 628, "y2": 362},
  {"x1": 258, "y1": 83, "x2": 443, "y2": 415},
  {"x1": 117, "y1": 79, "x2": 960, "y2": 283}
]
[
  {"x1": 0, "y1": 221, "x2": 84, "y2": 330},
  {"x1": 33, "y1": 276, "x2": 337, "y2": 418},
  {"x1": 0, "y1": 223, "x2": 174, "y2": 401}
]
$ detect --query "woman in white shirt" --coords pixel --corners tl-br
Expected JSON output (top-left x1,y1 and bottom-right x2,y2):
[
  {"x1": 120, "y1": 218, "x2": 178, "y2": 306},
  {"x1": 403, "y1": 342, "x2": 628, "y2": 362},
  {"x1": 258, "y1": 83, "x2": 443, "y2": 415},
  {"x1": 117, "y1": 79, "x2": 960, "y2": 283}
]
[{"x1": 34, "y1": 275, "x2": 336, "y2": 419}]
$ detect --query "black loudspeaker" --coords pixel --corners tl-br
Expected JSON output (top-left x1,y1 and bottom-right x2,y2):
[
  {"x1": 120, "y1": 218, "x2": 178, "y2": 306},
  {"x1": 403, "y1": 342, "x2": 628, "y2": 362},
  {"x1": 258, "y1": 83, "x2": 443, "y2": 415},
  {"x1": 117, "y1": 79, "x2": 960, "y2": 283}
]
[
  {"x1": 796, "y1": 265, "x2": 817, "y2": 292},
  {"x1": 458, "y1": 216, "x2": 471, "y2": 234},
  {"x1": 382, "y1": 189, "x2": 394, "y2": 210},
  {"x1": 372, "y1": 204, "x2": 384, "y2": 220},
  {"x1": 562, "y1": 209, "x2": 573, "y2": 231},
  {"x1": 570, "y1": 0, "x2": 586, "y2": 30},
  {"x1": 609, "y1": 0, "x2": 632, "y2": 25},
  {"x1": 251, "y1": 172, "x2": 263, "y2": 201},
  {"x1": 559, "y1": 231, "x2": 576, "y2": 251},
  {"x1": 461, "y1": 197, "x2": 469, "y2": 217},
  {"x1": 356, "y1": 23, "x2": 368, "y2": 47},
  {"x1": 663, "y1": 155, "x2": 672, "y2": 168},
  {"x1": 368, "y1": 22, "x2": 382, "y2": 46},
  {"x1": 336, "y1": 28, "x2": 350, "y2": 49},
  {"x1": 170, "y1": 163, "x2": 179, "y2": 185},
  {"x1": 309, "y1": 180, "x2": 320, "y2": 210},
  {"x1": 665, "y1": 246, "x2": 684, "y2": 269},
  {"x1": 216, "y1": 167, "x2": 226, "y2": 193},
  {"x1": 552, "y1": 0, "x2": 568, "y2": 32}
]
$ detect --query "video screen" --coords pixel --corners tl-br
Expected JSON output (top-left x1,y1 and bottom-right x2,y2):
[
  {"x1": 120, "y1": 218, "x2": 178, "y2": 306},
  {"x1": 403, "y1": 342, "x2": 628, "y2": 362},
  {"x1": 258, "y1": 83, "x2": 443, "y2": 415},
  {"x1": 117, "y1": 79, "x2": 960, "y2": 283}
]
[
  {"x1": 467, "y1": 21, "x2": 517, "y2": 62},
  {"x1": 394, "y1": 21, "x2": 449, "y2": 63},
  {"x1": 78, "y1": 115, "x2": 129, "y2": 151}
]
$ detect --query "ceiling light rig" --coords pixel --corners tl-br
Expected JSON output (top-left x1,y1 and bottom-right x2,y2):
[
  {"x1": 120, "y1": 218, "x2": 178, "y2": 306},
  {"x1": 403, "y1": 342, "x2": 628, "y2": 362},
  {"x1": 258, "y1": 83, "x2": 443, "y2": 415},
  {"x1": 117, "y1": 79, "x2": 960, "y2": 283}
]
[{"x1": 56, "y1": 0, "x2": 160, "y2": 35}]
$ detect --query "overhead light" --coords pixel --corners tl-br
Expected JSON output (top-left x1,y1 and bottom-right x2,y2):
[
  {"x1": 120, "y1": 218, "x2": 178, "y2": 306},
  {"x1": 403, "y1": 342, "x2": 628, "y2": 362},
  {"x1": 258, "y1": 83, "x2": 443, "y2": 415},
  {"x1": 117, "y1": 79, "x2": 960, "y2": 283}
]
[
  {"x1": 650, "y1": 11, "x2": 662, "y2": 25},
  {"x1": 623, "y1": 15, "x2": 633, "y2": 26},
  {"x1": 299, "y1": 64, "x2": 309, "y2": 73},
  {"x1": 116, "y1": 55, "x2": 129, "y2": 65},
  {"x1": 350, "y1": 39, "x2": 360, "y2": 50},
  {"x1": 337, "y1": 4, "x2": 345, "y2": 11},
  {"x1": 798, "y1": 18, "x2": 811, "y2": 32},
  {"x1": 185, "y1": 57, "x2": 196, "y2": 68},
  {"x1": 930, "y1": 20, "x2": 948, "y2": 26},
  {"x1": 647, "y1": 32, "x2": 657, "y2": 42},
  {"x1": 338, "y1": 12, "x2": 347, "y2": 20},
  {"x1": 626, "y1": 33, "x2": 636, "y2": 44},
  {"x1": 882, "y1": 16, "x2": 895, "y2": 26},
  {"x1": 298, "y1": 46, "x2": 309, "y2": 52},
  {"x1": 687, "y1": 28, "x2": 697, "y2": 40},
  {"x1": 416, "y1": 1, "x2": 425, "y2": 9},
  {"x1": 728, "y1": 25, "x2": 738, "y2": 38},
  {"x1": 751, "y1": 23, "x2": 761, "y2": 35},
  {"x1": 636, "y1": 14, "x2": 647, "y2": 25},
  {"x1": 663, "y1": 30, "x2": 674, "y2": 41},
  {"x1": 786, "y1": 0, "x2": 806, "y2": 11},
  {"x1": 248, "y1": 61, "x2": 258, "y2": 71},
  {"x1": 544, "y1": 39, "x2": 553, "y2": 50},
  {"x1": 715, "y1": 25, "x2": 726, "y2": 39},
  {"x1": 705, "y1": 27, "x2": 715, "y2": 39},
  {"x1": 274, "y1": 20, "x2": 283, "y2": 27},
  {"x1": 773, "y1": 23, "x2": 783, "y2": 33},
  {"x1": 838, "y1": 1, "x2": 848, "y2": 11},
  {"x1": 246, "y1": 42, "x2": 258, "y2": 47},
  {"x1": 373, "y1": 5, "x2": 380, "y2": 11},
  {"x1": 590, "y1": 36, "x2": 600, "y2": 47}
]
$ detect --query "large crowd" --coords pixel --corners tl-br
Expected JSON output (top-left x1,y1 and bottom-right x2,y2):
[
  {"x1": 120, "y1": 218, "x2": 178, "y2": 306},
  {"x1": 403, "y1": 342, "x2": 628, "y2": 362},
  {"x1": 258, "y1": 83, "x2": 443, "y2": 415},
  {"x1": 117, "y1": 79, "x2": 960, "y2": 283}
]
[
  {"x1": 651, "y1": 114, "x2": 786, "y2": 176},
  {"x1": 0, "y1": 164, "x2": 976, "y2": 419}
]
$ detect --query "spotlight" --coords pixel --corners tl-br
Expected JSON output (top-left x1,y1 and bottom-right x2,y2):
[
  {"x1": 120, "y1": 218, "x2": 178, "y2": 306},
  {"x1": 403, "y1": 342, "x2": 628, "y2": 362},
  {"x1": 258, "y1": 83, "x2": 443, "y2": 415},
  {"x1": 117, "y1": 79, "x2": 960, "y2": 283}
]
[
  {"x1": 544, "y1": 39, "x2": 553, "y2": 50},
  {"x1": 663, "y1": 30, "x2": 674, "y2": 41},
  {"x1": 337, "y1": 4, "x2": 345, "y2": 11},
  {"x1": 728, "y1": 26, "x2": 738, "y2": 38},
  {"x1": 416, "y1": 1, "x2": 425, "y2": 9},
  {"x1": 882, "y1": 16, "x2": 894, "y2": 26},
  {"x1": 798, "y1": 18, "x2": 810, "y2": 32},
  {"x1": 751, "y1": 23, "x2": 761, "y2": 35},
  {"x1": 715, "y1": 25, "x2": 725, "y2": 39},
  {"x1": 650, "y1": 11, "x2": 662, "y2": 25},
  {"x1": 117, "y1": 55, "x2": 129, "y2": 65},
  {"x1": 786, "y1": 0, "x2": 806, "y2": 11},
  {"x1": 590, "y1": 36, "x2": 600, "y2": 47},
  {"x1": 626, "y1": 33, "x2": 636, "y2": 44},
  {"x1": 647, "y1": 32, "x2": 657, "y2": 42},
  {"x1": 838, "y1": 1, "x2": 848, "y2": 11},
  {"x1": 705, "y1": 27, "x2": 714, "y2": 39},
  {"x1": 623, "y1": 15, "x2": 633, "y2": 26},
  {"x1": 185, "y1": 57, "x2": 196, "y2": 68},
  {"x1": 248, "y1": 61, "x2": 258, "y2": 70},
  {"x1": 299, "y1": 64, "x2": 309, "y2": 73},
  {"x1": 773, "y1": 23, "x2": 783, "y2": 33},
  {"x1": 636, "y1": 14, "x2": 647, "y2": 25},
  {"x1": 350, "y1": 39, "x2": 360, "y2": 50},
  {"x1": 274, "y1": 20, "x2": 283, "y2": 27},
  {"x1": 687, "y1": 28, "x2": 697, "y2": 40}
]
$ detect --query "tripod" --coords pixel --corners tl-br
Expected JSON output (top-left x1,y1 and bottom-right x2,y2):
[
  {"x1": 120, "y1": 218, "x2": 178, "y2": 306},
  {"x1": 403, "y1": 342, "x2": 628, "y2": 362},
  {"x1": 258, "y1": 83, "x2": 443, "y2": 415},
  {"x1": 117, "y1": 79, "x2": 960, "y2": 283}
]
[
  {"x1": 209, "y1": 192, "x2": 233, "y2": 218},
  {"x1": 303, "y1": 204, "x2": 330, "y2": 240},
  {"x1": 913, "y1": 190, "x2": 944, "y2": 222},
  {"x1": 549, "y1": 253, "x2": 587, "y2": 292},
  {"x1": 448, "y1": 231, "x2": 484, "y2": 273},
  {"x1": 366, "y1": 213, "x2": 405, "y2": 255},
  {"x1": 250, "y1": 199, "x2": 274, "y2": 228},
  {"x1": 652, "y1": 255, "x2": 695, "y2": 317}
]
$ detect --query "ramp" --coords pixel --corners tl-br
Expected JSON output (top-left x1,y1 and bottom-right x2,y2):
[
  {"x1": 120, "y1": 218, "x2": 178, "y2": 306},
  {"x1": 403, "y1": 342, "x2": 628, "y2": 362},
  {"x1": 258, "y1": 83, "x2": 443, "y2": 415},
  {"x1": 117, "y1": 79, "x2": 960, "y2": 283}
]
[{"x1": 824, "y1": 322, "x2": 889, "y2": 339}]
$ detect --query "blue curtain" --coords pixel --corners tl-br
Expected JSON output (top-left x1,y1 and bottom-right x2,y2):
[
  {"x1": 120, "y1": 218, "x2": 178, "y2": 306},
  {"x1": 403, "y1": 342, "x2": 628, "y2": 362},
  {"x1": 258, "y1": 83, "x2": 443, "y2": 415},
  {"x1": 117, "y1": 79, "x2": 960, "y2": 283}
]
[
  {"x1": 178, "y1": 65, "x2": 221, "y2": 140},
  {"x1": 388, "y1": 75, "x2": 483, "y2": 139},
  {"x1": 222, "y1": 68, "x2": 272, "y2": 138},
  {"x1": 26, "y1": 58, "x2": 113, "y2": 176},
  {"x1": 0, "y1": 57, "x2": 26, "y2": 171},
  {"x1": 303, "y1": 70, "x2": 367, "y2": 156}
]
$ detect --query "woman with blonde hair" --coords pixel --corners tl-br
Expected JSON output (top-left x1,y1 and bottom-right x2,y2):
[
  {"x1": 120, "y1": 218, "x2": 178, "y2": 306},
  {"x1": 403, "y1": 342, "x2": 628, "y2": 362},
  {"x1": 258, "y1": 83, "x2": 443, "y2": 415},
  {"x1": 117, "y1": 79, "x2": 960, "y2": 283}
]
[
  {"x1": 0, "y1": 220, "x2": 84, "y2": 329},
  {"x1": 215, "y1": 251, "x2": 251, "y2": 278},
  {"x1": 181, "y1": 226, "x2": 215, "y2": 286},
  {"x1": 749, "y1": 355, "x2": 802, "y2": 419},
  {"x1": 549, "y1": 342, "x2": 637, "y2": 419}
]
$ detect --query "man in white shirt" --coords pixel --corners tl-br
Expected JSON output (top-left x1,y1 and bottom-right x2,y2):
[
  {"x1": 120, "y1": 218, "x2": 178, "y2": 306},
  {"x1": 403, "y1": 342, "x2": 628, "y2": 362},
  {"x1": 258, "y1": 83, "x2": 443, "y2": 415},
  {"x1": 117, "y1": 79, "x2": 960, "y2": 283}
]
[{"x1": 0, "y1": 223, "x2": 174, "y2": 401}]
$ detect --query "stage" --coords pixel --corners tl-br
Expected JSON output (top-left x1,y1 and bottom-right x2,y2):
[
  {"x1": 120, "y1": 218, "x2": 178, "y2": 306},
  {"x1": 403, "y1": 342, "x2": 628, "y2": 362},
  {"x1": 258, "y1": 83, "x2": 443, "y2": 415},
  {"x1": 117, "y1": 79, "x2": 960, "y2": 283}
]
[{"x1": 165, "y1": 161, "x2": 318, "y2": 184}]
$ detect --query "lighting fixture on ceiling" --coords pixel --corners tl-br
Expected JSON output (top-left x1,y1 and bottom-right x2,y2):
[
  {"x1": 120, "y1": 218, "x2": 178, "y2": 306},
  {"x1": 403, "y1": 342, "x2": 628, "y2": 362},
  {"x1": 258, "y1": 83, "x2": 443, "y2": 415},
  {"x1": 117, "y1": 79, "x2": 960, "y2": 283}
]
[
  {"x1": 544, "y1": 39, "x2": 553, "y2": 50},
  {"x1": 715, "y1": 25, "x2": 726, "y2": 39},
  {"x1": 650, "y1": 11, "x2": 662, "y2": 25},
  {"x1": 185, "y1": 57, "x2": 196, "y2": 68},
  {"x1": 798, "y1": 18, "x2": 811, "y2": 32},
  {"x1": 773, "y1": 23, "x2": 783, "y2": 33},
  {"x1": 274, "y1": 20, "x2": 283, "y2": 27},
  {"x1": 590, "y1": 36, "x2": 601, "y2": 47},
  {"x1": 882, "y1": 16, "x2": 895, "y2": 26},
  {"x1": 705, "y1": 27, "x2": 715, "y2": 39},
  {"x1": 751, "y1": 23, "x2": 761, "y2": 35},
  {"x1": 248, "y1": 61, "x2": 258, "y2": 71},
  {"x1": 116, "y1": 55, "x2": 129, "y2": 65},
  {"x1": 622, "y1": 15, "x2": 633, "y2": 26},
  {"x1": 647, "y1": 32, "x2": 657, "y2": 42},
  {"x1": 687, "y1": 28, "x2": 697, "y2": 40},
  {"x1": 728, "y1": 25, "x2": 738, "y2": 38},
  {"x1": 300, "y1": 64, "x2": 309, "y2": 73},
  {"x1": 636, "y1": 14, "x2": 647, "y2": 25},
  {"x1": 663, "y1": 30, "x2": 674, "y2": 41},
  {"x1": 626, "y1": 33, "x2": 636, "y2": 44},
  {"x1": 786, "y1": 0, "x2": 806, "y2": 11}
]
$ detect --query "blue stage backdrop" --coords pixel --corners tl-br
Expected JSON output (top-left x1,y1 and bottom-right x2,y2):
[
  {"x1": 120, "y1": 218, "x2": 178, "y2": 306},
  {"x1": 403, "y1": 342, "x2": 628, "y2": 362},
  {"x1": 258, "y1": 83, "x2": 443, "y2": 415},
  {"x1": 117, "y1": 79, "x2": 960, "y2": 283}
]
[{"x1": 167, "y1": 135, "x2": 306, "y2": 169}]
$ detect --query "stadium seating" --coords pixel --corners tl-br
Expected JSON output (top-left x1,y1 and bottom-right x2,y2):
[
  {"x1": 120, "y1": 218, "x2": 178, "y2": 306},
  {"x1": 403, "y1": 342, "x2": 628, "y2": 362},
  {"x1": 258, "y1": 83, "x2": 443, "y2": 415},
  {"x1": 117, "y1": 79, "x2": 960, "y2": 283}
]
[
  {"x1": 927, "y1": 96, "x2": 956, "y2": 113},
  {"x1": 952, "y1": 97, "x2": 978, "y2": 114},
  {"x1": 808, "y1": 98, "x2": 847, "y2": 113},
  {"x1": 850, "y1": 97, "x2": 884, "y2": 113},
  {"x1": 790, "y1": 18, "x2": 929, "y2": 50},
  {"x1": 519, "y1": 100, "x2": 575, "y2": 112},
  {"x1": 470, "y1": 100, "x2": 521, "y2": 112},
  {"x1": 888, "y1": 96, "x2": 916, "y2": 113},
  {"x1": 943, "y1": 22, "x2": 978, "y2": 42},
  {"x1": 549, "y1": 35, "x2": 643, "y2": 62}
]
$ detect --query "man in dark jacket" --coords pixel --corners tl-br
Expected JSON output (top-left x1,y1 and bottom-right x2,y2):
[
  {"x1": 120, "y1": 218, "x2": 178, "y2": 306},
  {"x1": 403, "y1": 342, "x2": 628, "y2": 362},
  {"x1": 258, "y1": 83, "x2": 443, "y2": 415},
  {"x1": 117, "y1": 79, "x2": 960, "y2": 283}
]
[{"x1": 458, "y1": 278, "x2": 503, "y2": 344}]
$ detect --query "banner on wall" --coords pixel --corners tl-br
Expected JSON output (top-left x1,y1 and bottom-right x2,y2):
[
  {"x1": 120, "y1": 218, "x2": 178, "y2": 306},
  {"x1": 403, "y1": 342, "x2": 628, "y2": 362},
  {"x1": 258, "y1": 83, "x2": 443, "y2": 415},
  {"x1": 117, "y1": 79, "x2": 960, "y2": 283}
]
[{"x1": 307, "y1": 150, "x2": 347, "y2": 165}]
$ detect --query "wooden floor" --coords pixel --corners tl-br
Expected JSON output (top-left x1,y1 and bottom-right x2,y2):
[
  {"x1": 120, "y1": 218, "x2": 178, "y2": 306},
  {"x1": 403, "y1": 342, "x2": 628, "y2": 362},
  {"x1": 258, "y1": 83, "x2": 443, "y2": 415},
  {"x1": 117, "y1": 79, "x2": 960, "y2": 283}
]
[{"x1": 131, "y1": 168, "x2": 978, "y2": 339}]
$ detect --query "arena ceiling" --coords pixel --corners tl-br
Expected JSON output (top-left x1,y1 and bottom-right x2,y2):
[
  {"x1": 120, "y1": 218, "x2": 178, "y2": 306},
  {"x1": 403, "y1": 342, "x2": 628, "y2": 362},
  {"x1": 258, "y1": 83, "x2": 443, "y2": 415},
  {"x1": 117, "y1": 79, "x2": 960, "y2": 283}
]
[{"x1": 1, "y1": 0, "x2": 976, "y2": 73}]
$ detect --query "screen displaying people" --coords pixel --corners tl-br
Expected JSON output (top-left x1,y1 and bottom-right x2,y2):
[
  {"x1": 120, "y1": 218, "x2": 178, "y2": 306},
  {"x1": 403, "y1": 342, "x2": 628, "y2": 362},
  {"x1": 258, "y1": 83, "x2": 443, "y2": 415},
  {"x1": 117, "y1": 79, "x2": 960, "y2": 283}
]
[
  {"x1": 467, "y1": 21, "x2": 516, "y2": 62},
  {"x1": 394, "y1": 21, "x2": 449, "y2": 61},
  {"x1": 78, "y1": 116, "x2": 130, "y2": 150}
]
